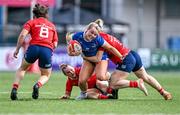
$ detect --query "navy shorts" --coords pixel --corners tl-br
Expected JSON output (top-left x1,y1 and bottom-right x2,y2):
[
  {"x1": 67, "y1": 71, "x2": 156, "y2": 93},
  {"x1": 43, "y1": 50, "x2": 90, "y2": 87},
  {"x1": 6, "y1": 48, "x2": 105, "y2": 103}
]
[
  {"x1": 116, "y1": 50, "x2": 143, "y2": 73},
  {"x1": 24, "y1": 45, "x2": 53, "y2": 69}
]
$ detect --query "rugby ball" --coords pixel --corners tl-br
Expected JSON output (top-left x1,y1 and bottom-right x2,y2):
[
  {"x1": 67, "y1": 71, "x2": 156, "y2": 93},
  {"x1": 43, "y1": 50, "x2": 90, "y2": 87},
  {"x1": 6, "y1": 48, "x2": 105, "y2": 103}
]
[{"x1": 69, "y1": 40, "x2": 82, "y2": 53}]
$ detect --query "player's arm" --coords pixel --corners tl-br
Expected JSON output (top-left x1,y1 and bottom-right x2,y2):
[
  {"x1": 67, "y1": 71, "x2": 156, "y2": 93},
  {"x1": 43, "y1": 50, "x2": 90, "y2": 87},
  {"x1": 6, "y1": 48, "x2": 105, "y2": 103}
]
[
  {"x1": 61, "y1": 91, "x2": 71, "y2": 99},
  {"x1": 14, "y1": 29, "x2": 29, "y2": 58},
  {"x1": 53, "y1": 30, "x2": 58, "y2": 48},
  {"x1": 82, "y1": 50, "x2": 104, "y2": 62},
  {"x1": 60, "y1": 80, "x2": 73, "y2": 99},
  {"x1": 66, "y1": 32, "x2": 74, "y2": 44},
  {"x1": 102, "y1": 41, "x2": 123, "y2": 60},
  {"x1": 66, "y1": 32, "x2": 80, "y2": 56}
]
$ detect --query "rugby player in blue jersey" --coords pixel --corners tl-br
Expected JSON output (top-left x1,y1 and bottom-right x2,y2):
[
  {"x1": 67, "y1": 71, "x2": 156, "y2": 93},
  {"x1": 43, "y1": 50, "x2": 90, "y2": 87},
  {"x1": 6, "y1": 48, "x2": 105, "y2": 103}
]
[{"x1": 66, "y1": 23, "x2": 123, "y2": 99}]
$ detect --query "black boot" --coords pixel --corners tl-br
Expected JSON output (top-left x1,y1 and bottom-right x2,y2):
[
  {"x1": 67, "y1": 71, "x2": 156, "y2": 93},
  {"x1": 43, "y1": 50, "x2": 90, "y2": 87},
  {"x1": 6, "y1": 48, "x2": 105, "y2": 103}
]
[
  {"x1": 32, "y1": 84, "x2": 39, "y2": 99},
  {"x1": 10, "y1": 88, "x2": 18, "y2": 100},
  {"x1": 111, "y1": 89, "x2": 119, "y2": 99}
]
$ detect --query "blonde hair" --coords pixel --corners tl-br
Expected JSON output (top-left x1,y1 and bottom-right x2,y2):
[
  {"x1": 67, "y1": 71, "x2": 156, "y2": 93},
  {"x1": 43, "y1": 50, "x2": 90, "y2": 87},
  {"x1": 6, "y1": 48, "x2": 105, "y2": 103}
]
[
  {"x1": 94, "y1": 19, "x2": 104, "y2": 31},
  {"x1": 85, "y1": 22, "x2": 100, "y2": 34}
]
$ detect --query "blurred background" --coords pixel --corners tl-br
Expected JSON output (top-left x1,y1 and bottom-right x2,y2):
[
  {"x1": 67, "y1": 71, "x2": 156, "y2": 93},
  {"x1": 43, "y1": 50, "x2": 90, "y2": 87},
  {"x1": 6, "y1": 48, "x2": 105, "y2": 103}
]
[{"x1": 0, "y1": 0, "x2": 180, "y2": 72}]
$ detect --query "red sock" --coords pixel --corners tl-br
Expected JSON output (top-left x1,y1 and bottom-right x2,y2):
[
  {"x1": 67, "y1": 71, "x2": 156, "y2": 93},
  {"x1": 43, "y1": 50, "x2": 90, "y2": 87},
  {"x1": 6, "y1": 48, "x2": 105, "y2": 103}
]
[
  {"x1": 129, "y1": 81, "x2": 138, "y2": 88},
  {"x1": 37, "y1": 82, "x2": 42, "y2": 88},
  {"x1": 98, "y1": 94, "x2": 109, "y2": 99},
  {"x1": 106, "y1": 87, "x2": 113, "y2": 94},
  {"x1": 158, "y1": 87, "x2": 164, "y2": 95},
  {"x1": 13, "y1": 83, "x2": 19, "y2": 89}
]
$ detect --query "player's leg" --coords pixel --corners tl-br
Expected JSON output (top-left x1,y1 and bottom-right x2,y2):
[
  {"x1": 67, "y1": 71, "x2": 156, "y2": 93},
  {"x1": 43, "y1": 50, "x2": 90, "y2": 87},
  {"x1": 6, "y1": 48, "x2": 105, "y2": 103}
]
[
  {"x1": 96, "y1": 79, "x2": 109, "y2": 93},
  {"x1": 108, "y1": 52, "x2": 148, "y2": 98},
  {"x1": 32, "y1": 68, "x2": 51, "y2": 99},
  {"x1": 32, "y1": 46, "x2": 52, "y2": 99},
  {"x1": 10, "y1": 59, "x2": 32, "y2": 100},
  {"x1": 94, "y1": 60, "x2": 108, "y2": 81},
  {"x1": 10, "y1": 45, "x2": 38, "y2": 100},
  {"x1": 77, "y1": 60, "x2": 94, "y2": 99},
  {"x1": 134, "y1": 67, "x2": 172, "y2": 100},
  {"x1": 131, "y1": 50, "x2": 172, "y2": 100},
  {"x1": 87, "y1": 88, "x2": 111, "y2": 99},
  {"x1": 109, "y1": 52, "x2": 136, "y2": 90},
  {"x1": 109, "y1": 70, "x2": 129, "y2": 89},
  {"x1": 107, "y1": 70, "x2": 129, "y2": 99}
]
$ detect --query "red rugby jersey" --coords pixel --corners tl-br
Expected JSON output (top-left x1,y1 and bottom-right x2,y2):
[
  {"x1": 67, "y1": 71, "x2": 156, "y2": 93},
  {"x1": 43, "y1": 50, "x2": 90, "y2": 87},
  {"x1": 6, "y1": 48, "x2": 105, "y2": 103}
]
[
  {"x1": 23, "y1": 17, "x2": 58, "y2": 50},
  {"x1": 99, "y1": 32, "x2": 130, "y2": 64},
  {"x1": 65, "y1": 67, "x2": 97, "y2": 95}
]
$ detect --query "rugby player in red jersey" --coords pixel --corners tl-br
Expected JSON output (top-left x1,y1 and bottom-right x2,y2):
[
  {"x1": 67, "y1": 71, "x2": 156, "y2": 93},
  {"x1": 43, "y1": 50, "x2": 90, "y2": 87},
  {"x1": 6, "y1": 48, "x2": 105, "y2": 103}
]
[
  {"x1": 59, "y1": 64, "x2": 116, "y2": 99},
  {"x1": 10, "y1": 3, "x2": 58, "y2": 100},
  {"x1": 83, "y1": 19, "x2": 172, "y2": 100}
]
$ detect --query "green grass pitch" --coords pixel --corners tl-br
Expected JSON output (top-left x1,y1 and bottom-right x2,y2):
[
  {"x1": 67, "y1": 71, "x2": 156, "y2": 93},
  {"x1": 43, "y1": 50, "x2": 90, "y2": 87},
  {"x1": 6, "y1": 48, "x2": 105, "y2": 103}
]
[{"x1": 0, "y1": 71, "x2": 180, "y2": 115}]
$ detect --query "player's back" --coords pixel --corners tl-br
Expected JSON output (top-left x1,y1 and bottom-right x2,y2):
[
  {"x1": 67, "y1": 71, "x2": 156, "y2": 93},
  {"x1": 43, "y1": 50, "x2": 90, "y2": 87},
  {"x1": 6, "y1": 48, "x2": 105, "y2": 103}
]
[
  {"x1": 100, "y1": 32, "x2": 130, "y2": 63},
  {"x1": 24, "y1": 17, "x2": 57, "y2": 50}
]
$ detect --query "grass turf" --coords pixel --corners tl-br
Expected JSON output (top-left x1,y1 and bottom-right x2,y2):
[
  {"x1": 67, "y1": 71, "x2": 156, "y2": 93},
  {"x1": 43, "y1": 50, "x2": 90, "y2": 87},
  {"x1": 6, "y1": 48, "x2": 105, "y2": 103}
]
[{"x1": 0, "y1": 71, "x2": 179, "y2": 114}]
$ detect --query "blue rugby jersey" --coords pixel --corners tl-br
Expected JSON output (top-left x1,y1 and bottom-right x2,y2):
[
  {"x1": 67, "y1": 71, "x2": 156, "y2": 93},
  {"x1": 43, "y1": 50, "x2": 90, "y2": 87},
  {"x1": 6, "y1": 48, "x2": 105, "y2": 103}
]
[{"x1": 72, "y1": 32, "x2": 105, "y2": 57}]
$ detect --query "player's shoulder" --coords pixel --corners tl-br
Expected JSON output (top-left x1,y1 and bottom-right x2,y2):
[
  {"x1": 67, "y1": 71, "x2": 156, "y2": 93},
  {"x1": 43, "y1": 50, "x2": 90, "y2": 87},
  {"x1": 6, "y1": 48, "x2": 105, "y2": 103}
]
[
  {"x1": 47, "y1": 20, "x2": 56, "y2": 27},
  {"x1": 36, "y1": 18, "x2": 56, "y2": 28},
  {"x1": 73, "y1": 32, "x2": 83, "y2": 37},
  {"x1": 44, "y1": 19, "x2": 56, "y2": 29},
  {"x1": 72, "y1": 32, "x2": 84, "y2": 40},
  {"x1": 74, "y1": 66, "x2": 81, "y2": 71},
  {"x1": 99, "y1": 32, "x2": 109, "y2": 38},
  {"x1": 25, "y1": 19, "x2": 34, "y2": 25}
]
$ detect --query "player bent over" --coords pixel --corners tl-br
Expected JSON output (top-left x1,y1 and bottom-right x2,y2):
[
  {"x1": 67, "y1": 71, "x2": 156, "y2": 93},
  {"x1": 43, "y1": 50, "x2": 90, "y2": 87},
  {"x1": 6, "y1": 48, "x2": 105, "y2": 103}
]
[
  {"x1": 91, "y1": 19, "x2": 172, "y2": 100},
  {"x1": 10, "y1": 3, "x2": 58, "y2": 100},
  {"x1": 59, "y1": 64, "x2": 116, "y2": 99}
]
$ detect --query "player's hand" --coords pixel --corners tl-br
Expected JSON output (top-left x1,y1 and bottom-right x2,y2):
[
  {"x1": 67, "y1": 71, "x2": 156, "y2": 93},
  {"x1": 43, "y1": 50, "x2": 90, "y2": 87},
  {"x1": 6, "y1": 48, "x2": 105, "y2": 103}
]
[
  {"x1": 60, "y1": 95, "x2": 70, "y2": 99},
  {"x1": 13, "y1": 49, "x2": 19, "y2": 58},
  {"x1": 120, "y1": 56, "x2": 124, "y2": 61}
]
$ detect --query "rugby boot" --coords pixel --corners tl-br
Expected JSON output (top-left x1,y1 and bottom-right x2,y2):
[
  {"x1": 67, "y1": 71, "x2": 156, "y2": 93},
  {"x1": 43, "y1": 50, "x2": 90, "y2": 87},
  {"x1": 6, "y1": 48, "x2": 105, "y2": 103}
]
[
  {"x1": 32, "y1": 84, "x2": 39, "y2": 99},
  {"x1": 10, "y1": 88, "x2": 18, "y2": 100},
  {"x1": 161, "y1": 90, "x2": 172, "y2": 100},
  {"x1": 76, "y1": 91, "x2": 87, "y2": 100},
  {"x1": 111, "y1": 89, "x2": 118, "y2": 99}
]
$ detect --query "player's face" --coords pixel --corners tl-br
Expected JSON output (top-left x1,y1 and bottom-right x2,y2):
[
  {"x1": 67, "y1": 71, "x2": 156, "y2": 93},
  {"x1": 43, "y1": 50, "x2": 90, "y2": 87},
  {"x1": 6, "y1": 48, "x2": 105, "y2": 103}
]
[
  {"x1": 85, "y1": 27, "x2": 98, "y2": 41},
  {"x1": 62, "y1": 65, "x2": 77, "y2": 80}
]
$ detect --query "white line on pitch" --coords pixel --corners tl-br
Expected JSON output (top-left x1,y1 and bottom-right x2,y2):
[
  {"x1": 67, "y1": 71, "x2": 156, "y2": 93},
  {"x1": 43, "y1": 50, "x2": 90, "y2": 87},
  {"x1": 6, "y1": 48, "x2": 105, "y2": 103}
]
[
  {"x1": 0, "y1": 113, "x2": 179, "y2": 115},
  {"x1": 0, "y1": 91, "x2": 53, "y2": 94}
]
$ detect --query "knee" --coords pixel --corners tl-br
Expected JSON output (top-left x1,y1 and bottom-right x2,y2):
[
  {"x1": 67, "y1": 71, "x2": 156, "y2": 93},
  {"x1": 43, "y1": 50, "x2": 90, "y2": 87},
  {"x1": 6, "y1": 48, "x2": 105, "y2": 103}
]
[
  {"x1": 16, "y1": 68, "x2": 26, "y2": 80},
  {"x1": 78, "y1": 78, "x2": 87, "y2": 85},
  {"x1": 40, "y1": 70, "x2": 51, "y2": 77},
  {"x1": 109, "y1": 82, "x2": 116, "y2": 89},
  {"x1": 96, "y1": 74, "x2": 108, "y2": 81}
]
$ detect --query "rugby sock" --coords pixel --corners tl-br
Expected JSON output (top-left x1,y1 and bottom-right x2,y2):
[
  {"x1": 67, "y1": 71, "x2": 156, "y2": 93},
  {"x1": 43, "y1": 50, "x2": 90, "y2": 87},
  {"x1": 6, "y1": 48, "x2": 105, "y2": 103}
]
[
  {"x1": 37, "y1": 75, "x2": 49, "y2": 87},
  {"x1": 158, "y1": 87, "x2": 164, "y2": 95},
  {"x1": 12, "y1": 83, "x2": 19, "y2": 90},
  {"x1": 98, "y1": 94, "x2": 109, "y2": 99},
  {"x1": 106, "y1": 87, "x2": 113, "y2": 94},
  {"x1": 37, "y1": 82, "x2": 42, "y2": 88},
  {"x1": 129, "y1": 81, "x2": 138, "y2": 88}
]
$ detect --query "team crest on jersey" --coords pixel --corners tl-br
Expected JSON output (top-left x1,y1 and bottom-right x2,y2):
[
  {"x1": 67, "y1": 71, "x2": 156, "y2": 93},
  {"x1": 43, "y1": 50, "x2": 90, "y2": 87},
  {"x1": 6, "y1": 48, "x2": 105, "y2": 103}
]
[
  {"x1": 45, "y1": 64, "x2": 51, "y2": 68},
  {"x1": 85, "y1": 48, "x2": 90, "y2": 50},
  {"x1": 121, "y1": 64, "x2": 126, "y2": 69}
]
